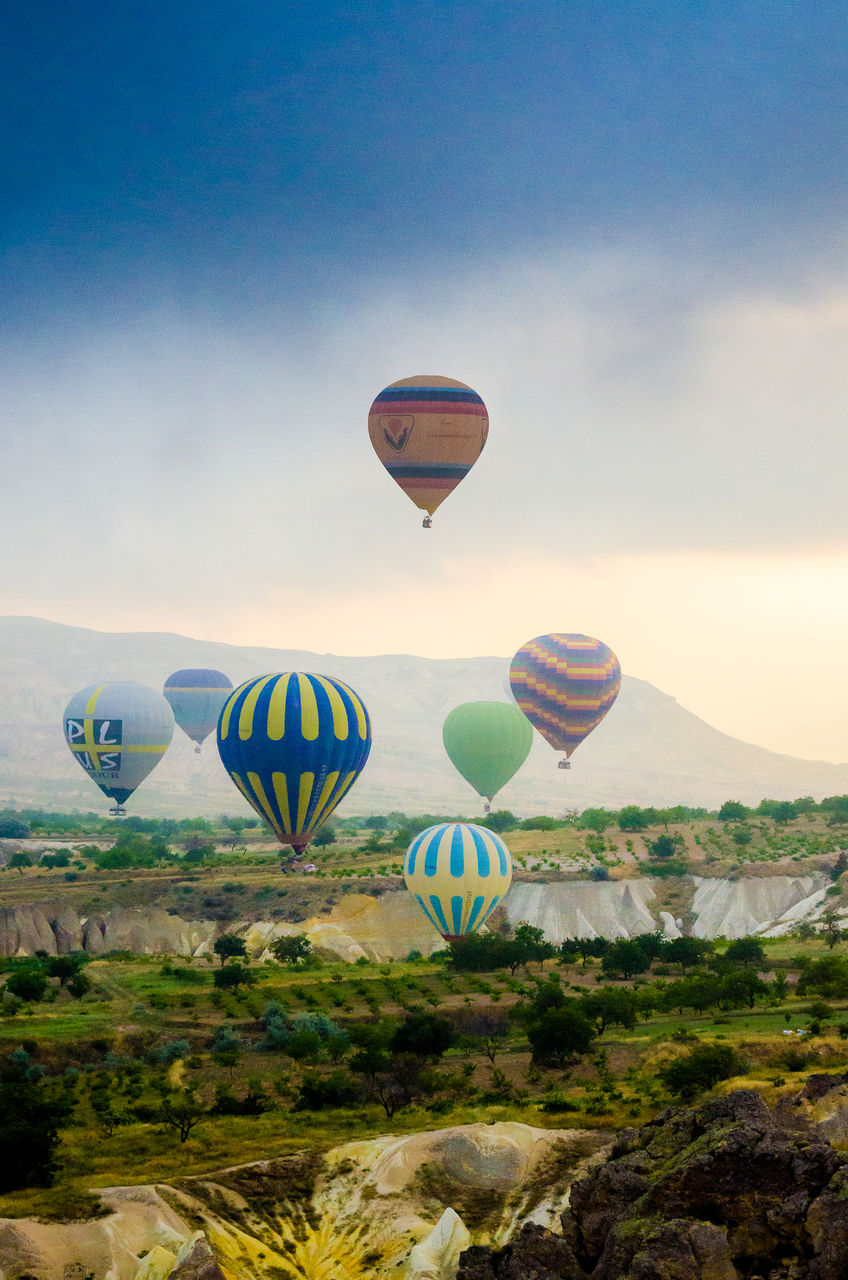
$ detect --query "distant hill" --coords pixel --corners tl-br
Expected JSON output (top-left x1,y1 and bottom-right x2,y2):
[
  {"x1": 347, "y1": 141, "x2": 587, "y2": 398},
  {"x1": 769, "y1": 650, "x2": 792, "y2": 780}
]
[{"x1": 1, "y1": 615, "x2": 848, "y2": 817}]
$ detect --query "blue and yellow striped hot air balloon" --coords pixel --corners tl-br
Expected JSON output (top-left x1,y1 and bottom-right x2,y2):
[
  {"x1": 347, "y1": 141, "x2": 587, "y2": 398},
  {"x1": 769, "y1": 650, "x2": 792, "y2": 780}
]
[
  {"x1": 216, "y1": 673, "x2": 372, "y2": 854},
  {"x1": 509, "y1": 633, "x2": 620, "y2": 769},
  {"x1": 163, "y1": 668, "x2": 233, "y2": 752},
  {"x1": 63, "y1": 681, "x2": 175, "y2": 815},
  {"x1": 403, "y1": 822, "x2": 512, "y2": 941}
]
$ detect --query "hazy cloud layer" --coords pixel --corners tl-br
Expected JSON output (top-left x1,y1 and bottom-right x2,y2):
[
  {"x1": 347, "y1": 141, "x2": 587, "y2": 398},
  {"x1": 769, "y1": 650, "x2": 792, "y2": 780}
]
[{"x1": 3, "y1": 235, "x2": 847, "y2": 754}]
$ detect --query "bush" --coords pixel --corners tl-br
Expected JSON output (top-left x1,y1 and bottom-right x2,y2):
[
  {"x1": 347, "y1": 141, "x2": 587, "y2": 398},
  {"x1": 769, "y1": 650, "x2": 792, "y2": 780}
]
[
  {"x1": 293, "y1": 1070, "x2": 359, "y2": 1110},
  {"x1": 658, "y1": 1043, "x2": 743, "y2": 1100}
]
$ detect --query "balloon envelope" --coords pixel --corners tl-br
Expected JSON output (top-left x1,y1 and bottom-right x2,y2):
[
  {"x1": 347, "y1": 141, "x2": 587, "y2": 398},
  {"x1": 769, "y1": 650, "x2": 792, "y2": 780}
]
[
  {"x1": 442, "y1": 701, "x2": 533, "y2": 803},
  {"x1": 404, "y1": 822, "x2": 512, "y2": 940},
  {"x1": 368, "y1": 374, "x2": 488, "y2": 519},
  {"x1": 509, "y1": 633, "x2": 621, "y2": 759},
  {"x1": 164, "y1": 668, "x2": 233, "y2": 747},
  {"x1": 216, "y1": 672, "x2": 372, "y2": 854},
  {"x1": 63, "y1": 681, "x2": 174, "y2": 808}
]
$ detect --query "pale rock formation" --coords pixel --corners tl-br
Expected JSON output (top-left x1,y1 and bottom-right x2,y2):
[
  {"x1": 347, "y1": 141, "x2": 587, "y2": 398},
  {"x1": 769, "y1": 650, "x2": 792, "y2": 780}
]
[
  {"x1": 0, "y1": 903, "x2": 59, "y2": 955},
  {"x1": 0, "y1": 1185, "x2": 189, "y2": 1280},
  {"x1": 245, "y1": 891, "x2": 447, "y2": 963},
  {"x1": 690, "y1": 875, "x2": 824, "y2": 938},
  {"x1": 408, "y1": 1207, "x2": 470, "y2": 1279},
  {"x1": 0, "y1": 1123, "x2": 606, "y2": 1280},
  {"x1": 503, "y1": 880, "x2": 658, "y2": 942},
  {"x1": 165, "y1": 1229, "x2": 227, "y2": 1279},
  {"x1": 658, "y1": 910, "x2": 682, "y2": 939},
  {"x1": 135, "y1": 1244, "x2": 179, "y2": 1280}
]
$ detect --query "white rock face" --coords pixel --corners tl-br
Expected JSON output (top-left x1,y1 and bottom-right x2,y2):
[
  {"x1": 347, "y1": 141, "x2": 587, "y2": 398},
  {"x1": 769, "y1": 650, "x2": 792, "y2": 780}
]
[
  {"x1": 502, "y1": 880, "x2": 658, "y2": 941},
  {"x1": 690, "y1": 876, "x2": 824, "y2": 939},
  {"x1": 408, "y1": 1207, "x2": 470, "y2": 1279}
]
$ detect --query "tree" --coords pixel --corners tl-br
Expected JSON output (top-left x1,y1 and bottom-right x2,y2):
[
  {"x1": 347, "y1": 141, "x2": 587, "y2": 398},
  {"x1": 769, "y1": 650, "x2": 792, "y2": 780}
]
[
  {"x1": 8, "y1": 851, "x2": 30, "y2": 875},
  {"x1": 452, "y1": 1006, "x2": 511, "y2": 1063},
  {"x1": 618, "y1": 806, "x2": 650, "y2": 832},
  {"x1": 213, "y1": 933, "x2": 248, "y2": 966},
  {"x1": 0, "y1": 1049, "x2": 75, "y2": 1189},
  {"x1": 527, "y1": 1005, "x2": 596, "y2": 1067},
  {"x1": 773, "y1": 801, "x2": 797, "y2": 825},
  {"x1": 213, "y1": 963, "x2": 255, "y2": 989},
  {"x1": 312, "y1": 823, "x2": 336, "y2": 848},
  {"x1": 820, "y1": 911, "x2": 848, "y2": 949},
  {"x1": 578, "y1": 809, "x2": 610, "y2": 833},
  {"x1": 650, "y1": 834, "x2": 683, "y2": 859},
  {"x1": 797, "y1": 954, "x2": 848, "y2": 998},
  {"x1": 480, "y1": 810, "x2": 518, "y2": 833},
  {"x1": 717, "y1": 801, "x2": 749, "y2": 822},
  {"x1": 390, "y1": 1011, "x2": 456, "y2": 1060},
  {"x1": 159, "y1": 1086, "x2": 206, "y2": 1142},
  {"x1": 0, "y1": 816, "x2": 30, "y2": 838},
  {"x1": 664, "y1": 936, "x2": 713, "y2": 969},
  {"x1": 270, "y1": 935, "x2": 312, "y2": 965},
  {"x1": 512, "y1": 923, "x2": 556, "y2": 971},
  {"x1": 723, "y1": 937, "x2": 766, "y2": 969},
  {"x1": 719, "y1": 969, "x2": 768, "y2": 1010},
  {"x1": 578, "y1": 987, "x2": 638, "y2": 1034},
  {"x1": 601, "y1": 940, "x2": 650, "y2": 980},
  {"x1": 659, "y1": 1043, "x2": 742, "y2": 1100},
  {"x1": 6, "y1": 965, "x2": 48, "y2": 1002}
]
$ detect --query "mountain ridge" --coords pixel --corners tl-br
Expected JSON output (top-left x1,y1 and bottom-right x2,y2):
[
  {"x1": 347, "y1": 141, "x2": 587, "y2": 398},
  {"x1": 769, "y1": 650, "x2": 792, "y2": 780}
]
[{"x1": 1, "y1": 615, "x2": 847, "y2": 816}]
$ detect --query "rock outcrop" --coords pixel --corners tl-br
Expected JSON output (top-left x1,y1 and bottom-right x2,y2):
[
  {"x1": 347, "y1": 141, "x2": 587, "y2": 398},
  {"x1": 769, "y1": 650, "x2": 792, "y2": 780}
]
[
  {"x1": 0, "y1": 903, "x2": 216, "y2": 958},
  {"x1": 457, "y1": 1089, "x2": 848, "y2": 1280}
]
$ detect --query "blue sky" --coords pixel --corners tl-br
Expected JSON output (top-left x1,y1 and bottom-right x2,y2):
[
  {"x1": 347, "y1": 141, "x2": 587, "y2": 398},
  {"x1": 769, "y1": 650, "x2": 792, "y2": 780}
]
[
  {"x1": 4, "y1": 2, "x2": 846, "y2": 307},
  {"x1": 3, "y1": 2, "x2": 848, "y2": 758}
]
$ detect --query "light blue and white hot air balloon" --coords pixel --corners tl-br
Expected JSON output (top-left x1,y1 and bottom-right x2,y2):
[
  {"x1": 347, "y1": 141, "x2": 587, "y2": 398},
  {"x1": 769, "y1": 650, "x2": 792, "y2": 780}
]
[{"x1": 403, "y1": 822, "x2": 512, "y2": 941}]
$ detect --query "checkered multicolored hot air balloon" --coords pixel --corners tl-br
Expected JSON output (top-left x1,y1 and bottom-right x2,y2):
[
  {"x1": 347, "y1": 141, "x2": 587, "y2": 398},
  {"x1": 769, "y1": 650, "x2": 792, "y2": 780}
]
[
  {"x1": 368, "y1": 374, "x2": 488, "y2": 527},
  {"x1": 216, "y1": 673, "x2": 372, "y2": 855},
  {"x1": 509, "y1": 634, "x2": 621, "y2": 769},
  {"x1": 404, "y1": 822, "x2": 512, "y2": 941},
  {"x1": 63, "y1": 681, "x2": 175, "y2": 815},
  {"x1": 163, "y1": 668, "x2": 233, "y2": 753}
]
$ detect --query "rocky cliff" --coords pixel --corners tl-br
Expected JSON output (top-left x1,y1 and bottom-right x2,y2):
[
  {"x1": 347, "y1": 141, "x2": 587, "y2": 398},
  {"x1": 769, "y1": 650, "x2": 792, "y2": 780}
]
[
  {"x1": 0, "y1": 873, "x2": 839, "y2": 959},
  {"x1": 457, "y1": 1084, "x2": 848, "y2": 1280},
  {"x1": 0, "y1": 1122, "x2": 606, "y2": 1280}
]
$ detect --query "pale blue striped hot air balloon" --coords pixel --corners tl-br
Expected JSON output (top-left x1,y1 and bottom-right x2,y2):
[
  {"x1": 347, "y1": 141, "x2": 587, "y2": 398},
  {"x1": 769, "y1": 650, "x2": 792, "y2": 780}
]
[{"x1": 403, "y1": 822, "x2": 513, "y2": 941}]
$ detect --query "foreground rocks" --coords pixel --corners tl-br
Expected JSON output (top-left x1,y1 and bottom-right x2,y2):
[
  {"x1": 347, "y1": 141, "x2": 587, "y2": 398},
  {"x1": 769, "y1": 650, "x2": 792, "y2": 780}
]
[{"x1": 458, "y1": 1087, "x2": 848, "y2": 1280}]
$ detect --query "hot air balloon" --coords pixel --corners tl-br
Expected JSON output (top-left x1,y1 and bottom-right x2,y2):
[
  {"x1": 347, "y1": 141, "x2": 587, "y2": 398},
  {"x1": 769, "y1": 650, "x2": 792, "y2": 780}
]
[
  {"x1": 509, "y1": 634, "x2": 621, "y2": 769},
  {"x1": 368, "y1": 374, "x2": 488, "y2": 527},
  {"x1": 63, "y1": 681, "x2": 174, "y2": 815},
  {"x1": 442, "y1": 701, "x2": 533, "y2": 812},
  {"x1": 163, "y1": 669, "x2": 233, "y2": 752},
  {"x1": 404, "y1": 822, "x2": 512, "y2": 941},
  {"x1": 216, "y1": 673, "x2": 371, "y2": 855}
]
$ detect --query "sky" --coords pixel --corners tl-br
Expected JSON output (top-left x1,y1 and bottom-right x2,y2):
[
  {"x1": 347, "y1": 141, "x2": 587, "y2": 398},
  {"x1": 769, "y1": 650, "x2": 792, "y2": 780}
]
[{"x1": 2, "y1": 1, "x2": 848, "y2": 759}]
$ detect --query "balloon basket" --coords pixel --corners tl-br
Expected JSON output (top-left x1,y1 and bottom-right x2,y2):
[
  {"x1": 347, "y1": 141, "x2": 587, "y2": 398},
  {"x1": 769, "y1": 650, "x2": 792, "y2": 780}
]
[
  {"x1": 108, "y1": 805, "x2": 127, "y2": 817},
  {"x1": 422, "y1": 515, "x2": 432, "y2": 529},
  {"x1": 558, "y1": 759, "x2": 571, "y2": 770},
  {"x1": 483, "y1": 802, "x2": 491, "y2": 813},
  {"x1": 194, "y1": 746, "x2": 202, "y2": 754}
]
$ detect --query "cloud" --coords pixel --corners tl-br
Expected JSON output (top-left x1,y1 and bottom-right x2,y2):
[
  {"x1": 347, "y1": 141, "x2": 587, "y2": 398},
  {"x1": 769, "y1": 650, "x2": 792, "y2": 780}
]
[{"x1": 2, "y1": 233, "x2": 848, "y2": 758}]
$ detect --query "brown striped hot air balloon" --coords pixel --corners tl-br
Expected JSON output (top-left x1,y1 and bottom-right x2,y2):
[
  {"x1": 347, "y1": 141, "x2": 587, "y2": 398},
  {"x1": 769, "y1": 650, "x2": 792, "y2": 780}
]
[
  {"x1": 368, "y1": 374, "x2": 488, "y2": 527},
  {"x1": 509, "y1": 634, "x2": 621, "y2": 769}
]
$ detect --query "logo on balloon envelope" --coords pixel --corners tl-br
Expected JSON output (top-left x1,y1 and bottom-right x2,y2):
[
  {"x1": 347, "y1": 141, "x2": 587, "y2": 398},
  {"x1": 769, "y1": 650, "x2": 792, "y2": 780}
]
[
  {"x1": 379, "y1": 415, "x2": 414, "y2": 452},
  {"x1": 65, "y1": 717, "x2": 122, "y2": 773}
]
